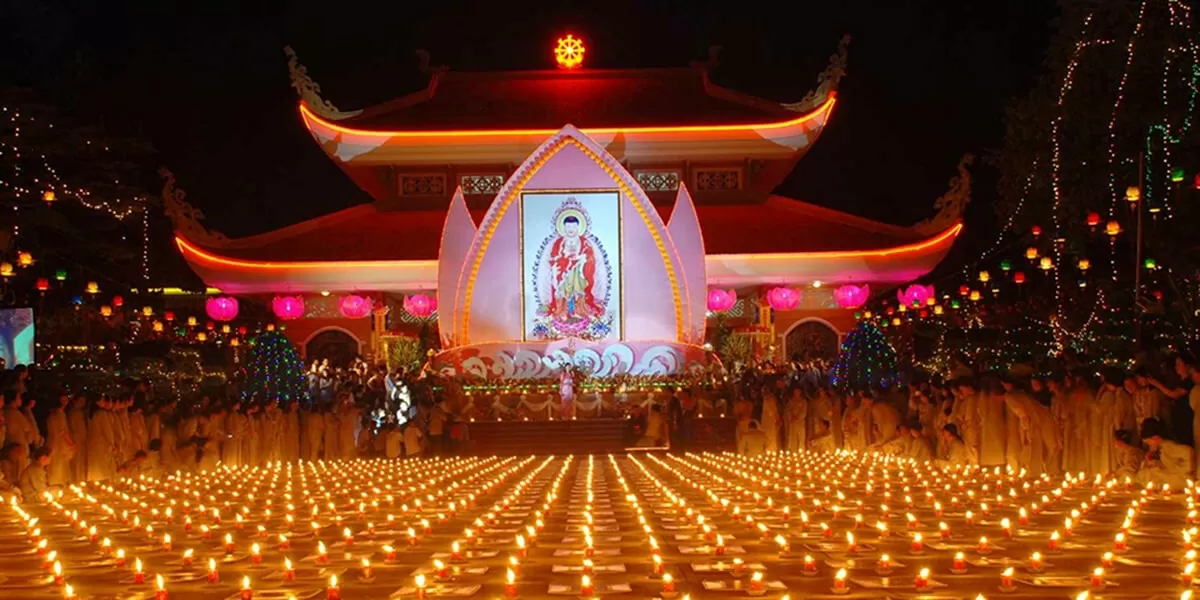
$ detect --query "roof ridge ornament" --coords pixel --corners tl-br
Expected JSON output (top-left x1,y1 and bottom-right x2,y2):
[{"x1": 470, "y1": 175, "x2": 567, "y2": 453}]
[
  {"x1": 159, "y1": 168, "x2": 229, "y2": 247},
  {"x1": 284, "y1": 45, "x2": 362, "y2": 121},
  {"x1": 914, "y1": 153, "x2": 975, "y2": 236},
  {"x1": 783, "y1": 34, "x2": 850, "y2": 113}
]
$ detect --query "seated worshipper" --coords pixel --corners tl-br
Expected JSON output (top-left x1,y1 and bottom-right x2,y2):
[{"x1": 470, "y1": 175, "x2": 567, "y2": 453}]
[
  {"x1": 907, "y1": 423, "x2": 935, "y2": 462},
  {"x1": 739, "y1": 420, "x2": 769, "y2": 456},
  {"x1": 0, "y1": 443, "x2": 21, "y2": 486},
  {"x1": 1137, "y1": 417, "x2": 1194, "y2": 490},
  {"x1": 938, "y1": 423, "x2": 977, "y2": 466},
  {"x1": 403, "y1": 422, "x2": 425, "y2": 458},
  {"x1": 19, "y1": 447, "x2": 54, "y2": 500},
  {"x1": 808, "y1": 419, "x2": 837, "y2": 453},
  {"x1": 385, "y1": 424, "x2": 404, "y2": 459},
  {"x1": 638, "y1": 405, "x2": 669, "y2": 447},
  {"x1": 869, "y1": 424, "x2": 913, "y2": 455},
  {"x1": 1112, "y1": 429, "x2": 1143, "y2": 480},
  {"x1": 142, "y1": 440, "x2": 163, "y2": 478},
  {"x1": 117, "y1": 451, "x2": 149, "y2": 477}
]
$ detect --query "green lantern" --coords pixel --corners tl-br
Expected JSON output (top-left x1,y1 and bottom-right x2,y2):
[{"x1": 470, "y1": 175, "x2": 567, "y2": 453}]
[
  {"x1": 54, "y1": 269, "x2": 67, "y2": 281},
  {"x1": 853, "y1": 311, "x2": 862, "y2": 320},
  {"x1": 950, "y1": 300, "x2": 961, "y2": 309},
  {"x1": 1000, "y1": 259, "x2": 1012, "y2": 272},
  {"x1": 1172, "y1": 168, "x2": 1186, "y2": 183},
  {"x1": 1144, "y1": 258, "x2": 1157, "y2": 269}
]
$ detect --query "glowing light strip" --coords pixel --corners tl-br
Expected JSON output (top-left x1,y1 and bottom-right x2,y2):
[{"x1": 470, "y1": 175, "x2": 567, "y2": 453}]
[
  {"x1": 706, "y1": 223, "x2": 961, "y2": 260},
  {"x1": 299, "y1": 96, "x2": 836, "y2": 139},
  {"x1": 177, "y1": 222, "x2": 960, "y2": 272}
]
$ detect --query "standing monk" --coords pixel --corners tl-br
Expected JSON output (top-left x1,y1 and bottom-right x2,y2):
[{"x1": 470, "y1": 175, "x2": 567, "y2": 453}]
[
  {"x1": 224, "y1": 403, "x2": 246, "y2": 467},
  {"x1": 283, "y1": 401, "x2": 301, "y2": 461},
  {"x1": 67, "y1": 395, "x2": 88, "y2": 483},
  {"x1": 45, "y1": 394, "x2": 74, "y2": 486},
  {"x1": 785, "y1": 388, "x2": 808, "y2": 451},
  {"x1": 86, "y1": 399, "x2": 117, "y2": 481},
  {"x1": 3, "y1": 393, "x2": 34, "y2": 472}
]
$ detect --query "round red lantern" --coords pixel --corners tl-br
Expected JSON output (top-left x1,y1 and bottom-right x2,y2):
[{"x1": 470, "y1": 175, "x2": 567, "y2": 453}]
[
  {"x1": 112, "y1": 295, "x2": 124, "y2": 308},
  {"x1": 272, "y1": 295, "x2": 305, "y2": 320},
  {"x1": 1031, "y1": 225, "x2": 1043, "y2": 237},
  {"x1": 765, "y1": 287, "x2": 801, "y2": 311},
  {"x1": 706, "y1": 289, "x2": 737, "y2": 312},
  {"x1": 36, "y1": 278, "x2": 49, "y2": 292},
  {"x1": 1014, "y1": 272, "x2": 1027, "y2": 284},
  {"x1": 206, "y1": 296, "x2": 240, "y2": 322},
  {"x1": 164, "y1": 311, "x2": 176, "y2": 322},
  {"x1": 958, "y1": 285, "x2": 970, "y2": 296},
  {"x1": 338, "y1": 295, "x2": 373, "y2": 319},
  {"x1": 403, "y1": 294, "x2": 437, "y2": 318}
]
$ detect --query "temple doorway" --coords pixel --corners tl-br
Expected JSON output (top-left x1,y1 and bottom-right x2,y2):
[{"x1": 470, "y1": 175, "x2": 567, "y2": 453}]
[
  {"x1": 305, "y1": 329, "x2": 360, "y2": 368},
  {"x1": 784, "y1": 319, "x2": 840, "y2": 363}
]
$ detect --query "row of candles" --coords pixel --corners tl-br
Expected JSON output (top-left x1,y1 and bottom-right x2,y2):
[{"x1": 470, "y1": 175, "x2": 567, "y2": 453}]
[{"x1": 12, "y1": 455, "x2": 552, "y2": 598}]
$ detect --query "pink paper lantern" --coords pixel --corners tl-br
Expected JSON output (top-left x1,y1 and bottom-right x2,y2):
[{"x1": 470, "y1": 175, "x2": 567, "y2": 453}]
[
  {"x1": 706, "y1": 288, "x2": 737, "y2": 312},
  {"x1": 897, "y1": 284, "x2": 936, "y2": 307},
  {"x1": 271, "y1": 295, "x2": 305, "y2": 320},
  {"x1": 834, "y1": 284, "x2": 870, "y2": 309},
  {"x1": 338, "y1": 294, "x2": 373, "y2": 319},
  {"x1": 765, "y1": 287, "x2": 801, "y2": 311},
  {"x1": 403, "y1": 293, "x2": 437, "y2": 318},
  {"x1": 205, "y1": 296, "x2": 239, "y2": 322}
]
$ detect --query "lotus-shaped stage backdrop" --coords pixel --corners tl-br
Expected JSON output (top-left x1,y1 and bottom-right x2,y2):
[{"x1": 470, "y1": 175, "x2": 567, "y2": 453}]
[{"x1": 434, "y1": 125, "x2": 710, "y2": 378}]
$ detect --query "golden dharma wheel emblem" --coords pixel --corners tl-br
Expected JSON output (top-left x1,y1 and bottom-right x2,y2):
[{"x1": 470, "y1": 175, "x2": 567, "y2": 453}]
[{"x1": 554, "y1": 34, "x2": 585, "y2": 69}]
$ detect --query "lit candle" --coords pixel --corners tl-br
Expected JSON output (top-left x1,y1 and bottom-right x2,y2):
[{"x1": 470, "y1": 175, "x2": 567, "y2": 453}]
[
  {"x1": 749, "y1": 572, "x2": 764, "y2": 594},
  {"x1": 278, "y1": 534, "x2": 289, "y2": 551},
  {"x1": 662, "y1": 573, "x2": 676, "y2": 595},
  {"x1": 1000, "y1": 567, "x2": 1015, "y2": 591},
  {"x1": 652, "y1": 554, "x2": 664, "y2": 577},
  {"x1": 241, "y1": 576, "x2": 253, "y2": 600},
  {"x1": 977, "y1": 536, "x2": 990, "y2": 554},
  {"x1": 582, "y1": 559, "x2": 594, "y2": 576},
  {"x1": 715, "y1": 534, "x2": 726, "y2": 556},
  {"x1": 207, "y1": 558, "x2": 218, "y2": 584},
  {"x1": 877, "y1": 553, "x2": 892, "y2": 574},
  {"x1": 1090, "y1": 567, "x2": 1105, "y2": 589},
  {"x1": 434, "y1": 559, "x2": 450, "y2": 580},
  {"x1": 250, "y1": 543, "x2": 262, "y2": 566},
  {"x1": 316, "y1": 541, "x2": 329, "y2": 565},
  {"x1": 1048, "y1": 531, "x2": 1061, "y2": 551},
  {"x1": 1019, "y1": 507, "x2": 1029, "y2": 525},
  {"x1": 327, "y1": 574, "x2": 341, "y2": 600},
  {"x1": 1114, "y1": 532, "x2": 1127, "y2": 551},
  {"x1": 53, "y1": 561, "x2": 64, "y2": 585},
  {"x1": 451, "y1": 541, "x2": 463, "y2": 561},
  {"x1": 516, "y1": 534, "x2": 527, "y2": 558},
  {"x1": 915, "y1": 567, "x2": 930, "y2": 590},
  {"x1": 846, "y1": 532, "x2": 857, "y2": 554},
  {"x1": 1183, "y1": 562, "x2": 1195, "y2": 586},
  {"x1": 731, "y1": 558, "x2": 745, "y2": 577},
  {"x1": 580, "y1": 574, "x2": 594, "y2": 597},
  {"x1": 821, "y1": 523, "x2": 832, "y2": 538},
  {"x1": 180, "y1": 549, "x2": 193, "y2": 569},
  {"x1": 45, "y1": 550, "x2": 59, "y2": 570},
  {"x1": 803, "y1": 554, "x2": 817, "y2": 575},
  {"x1": 940, "y1": 522, "x2": 951, "y2": 539},
  {"x1": 383, "y1": 544, "x2": 397, "y2": 562},
  {"x1": 505, "y1": 568, "x2": 518, "y2": 597},
  {"x1": 1101, "y1": 552, "x2": 1114, "y2": 569},
  {"x1": 155, "y1": 574, "x2": 168, "y2": 600},
  {"x1": 361, "y1": 558, "x2": 373, "y2": 580},
  {"x1": 833, "y1": 568, "x2": 848, "y2": 592},
  {"x1": 952, "y1": 552, "x2": 967, "y2": 573},
  {"x1": 134, "y1": 558, "x2": 146, "y2": 584},
  {"x1": 224, "y1": 533, "x2": 235, "y2": 555},
  {"x1": 343, "y1": 527, "x2": 354, "y2": 548},
  {"x1": 912, "y1": 533, "x2": 924, "y2": 553},
  {"x1": 1030, "y1": 552, "x2": 1043, "y2": 572},
  {"x1": 509, "y1": 555, "x2": 521, "y2": 577},
  {"x1": 284, "y1": 558, "x2": 295, "y2": 581},
  {"x1": 774, "y1": 534, "x2": 790, "y2": 555},
  {"x1": 408, "y1": 527, "x2": 419, "y2": 547},
  {"x1": 1001, "y1": 518, "x2": 1012, "y2": 538},
  {"x1": 63, "y1": 584, "x2": 77, "y2": 600}
]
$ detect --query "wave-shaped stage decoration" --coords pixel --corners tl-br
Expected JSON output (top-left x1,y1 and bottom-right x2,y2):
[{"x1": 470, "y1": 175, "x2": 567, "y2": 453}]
[{"x1": 432, "y1": 341, "x2": 709, "y2": 379}]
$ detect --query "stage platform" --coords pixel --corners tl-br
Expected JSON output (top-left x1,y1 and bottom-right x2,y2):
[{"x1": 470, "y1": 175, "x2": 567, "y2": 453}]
[{"x1": 460, "y1": 417, "x2": 737, "y2": 455}]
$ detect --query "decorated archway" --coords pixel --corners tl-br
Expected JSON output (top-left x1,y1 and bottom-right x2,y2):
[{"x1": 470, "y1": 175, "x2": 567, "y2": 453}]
[
  {"x1": 304, "y1": 327, "x2": 362, "y2": 367},
  {"x1": 783, "y1": 318, "x2": 840, "y2": 363}
]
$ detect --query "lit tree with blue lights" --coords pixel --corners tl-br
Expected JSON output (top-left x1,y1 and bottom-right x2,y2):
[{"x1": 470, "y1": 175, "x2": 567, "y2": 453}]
[
  {"x1": 831, "y1": 322, "x2": 900, "y2": 391},
  {"x1": 243, "y1": 330, "x2": 307, "y2": 403}
]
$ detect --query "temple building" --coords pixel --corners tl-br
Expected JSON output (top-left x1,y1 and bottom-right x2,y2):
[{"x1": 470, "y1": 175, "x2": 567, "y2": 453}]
[{"x1": 169, "y1": 36, "x2": 968, "y2": 369}]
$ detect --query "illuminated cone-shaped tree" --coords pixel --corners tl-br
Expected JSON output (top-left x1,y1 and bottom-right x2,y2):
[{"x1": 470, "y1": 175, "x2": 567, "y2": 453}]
[
  {"x1": 831, "y1": 322, "x2": 900, "y2": 391},
  {"x1": 243, "y1": 330, "x2": 307, "y2": 404}
]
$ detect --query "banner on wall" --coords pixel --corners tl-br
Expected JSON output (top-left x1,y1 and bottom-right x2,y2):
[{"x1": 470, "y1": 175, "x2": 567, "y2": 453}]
[{"x1": 520, "y1": 191, "x2": 623, "y2": 342}]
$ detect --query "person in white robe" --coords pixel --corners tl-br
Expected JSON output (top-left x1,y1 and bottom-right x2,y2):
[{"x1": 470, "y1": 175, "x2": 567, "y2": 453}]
[
  {"x1": 974, "y1": 381, "x2": 1008, "y2": 467},
  {"x1": 785, "y1": 389, "x2": 808, "y2": 451},
  {"x1": 906, "y1": 426, "x2": 935, "y2": 462},
  {"x1": 808, "y1": 419, "x2": 836, "y2": 453},
  {"x1": 1137, "y1": 417, "x2": 1193, "y2": 489},
  {"x1": 1091, "y1": 373, "x2": 1125, "y2": 475},
  {"x1": 45, "y1": 395, "x2": 74, "y2": 486},
  {"x1": 950, "y1": 381, "x2": 981, "y2": 460},
  {"x1": 938, "y1": 423, "x2": 976, "y2": 466},
  {"x1": 760, "y1": 392, "x2": 781, "y2": 452},
  {"x1": 869, "y1": 396, "x2": 901, "y2": 448},
  {"x1": 1111, "y1": 429, "x2": 1142, "y2": 480},
  {"x1": 1005, "y1": 388, "x2": 1061, "y2": 475},
  {"x1": 807, "y1": 388, "x2": 831, "y2": 446},
  {"x1": 840, "y1": 396, "x2": 862, "y2": 451},
  {"x1": 738, "y1": 420, "x2": 768, "y2": 456},
  {"x1": 67, "y1": 395, "x2": 88, "y2": 483},
  {"x1": 86, "y1": 399, "x2": 117, "y2": 481},
  {"x1": 282, "y1": 402, "x2": 301, "y2": 461},
  {"x1": 224, "y1": 404, "x2": 246, "y2": 467},
  {"x1": 3, "y1": 393, "x2": 33, "y2": 472}
]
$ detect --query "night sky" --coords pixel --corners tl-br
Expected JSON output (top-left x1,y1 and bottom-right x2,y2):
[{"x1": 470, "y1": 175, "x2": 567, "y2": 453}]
[{"x1": 1, "y1": 0, "x2": 1057, "y2": 277}]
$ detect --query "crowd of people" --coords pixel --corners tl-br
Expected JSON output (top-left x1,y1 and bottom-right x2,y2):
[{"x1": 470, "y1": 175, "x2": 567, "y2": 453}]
[
  {"x1": 7, "y1": 348, "x2": 1200, "y2": 499},
  {"x1": 731, "y1": 354, "x2": 1200, "y2": 491}
]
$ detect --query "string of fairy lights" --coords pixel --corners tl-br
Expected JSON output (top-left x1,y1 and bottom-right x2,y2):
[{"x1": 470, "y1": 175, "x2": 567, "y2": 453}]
[{"x1": 866, "y1": 1, "x2": 1200, "y2": 375}]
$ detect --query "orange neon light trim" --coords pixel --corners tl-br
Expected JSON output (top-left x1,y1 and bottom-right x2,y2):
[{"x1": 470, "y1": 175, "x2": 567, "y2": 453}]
[
  {"x1": 177, "y1": 221, "x2": 960, "y2": 272},
  {"x1": 707, "y1": 222, "x2": 964, "y2": 260},
  {"x1": 298, "y1": 95, "x2": 836, "y2": 139},
  {"x1": 175, "y1": 237, "x2": 436, "y2": 269}
]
